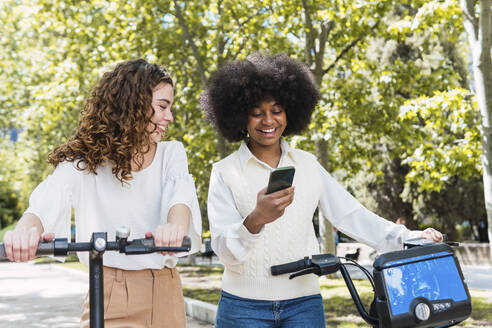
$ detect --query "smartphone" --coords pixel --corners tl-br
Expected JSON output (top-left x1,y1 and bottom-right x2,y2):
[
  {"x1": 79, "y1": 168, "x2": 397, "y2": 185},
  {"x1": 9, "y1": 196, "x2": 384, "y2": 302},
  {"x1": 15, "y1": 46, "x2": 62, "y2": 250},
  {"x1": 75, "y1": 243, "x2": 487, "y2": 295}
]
[{"x1": 266, "y1": 166, "x2": 295, "y2": 194}]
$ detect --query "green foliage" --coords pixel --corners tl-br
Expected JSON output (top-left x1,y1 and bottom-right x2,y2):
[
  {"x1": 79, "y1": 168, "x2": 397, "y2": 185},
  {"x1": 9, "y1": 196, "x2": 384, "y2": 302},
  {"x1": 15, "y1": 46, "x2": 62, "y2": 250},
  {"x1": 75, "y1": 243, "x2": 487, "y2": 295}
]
[
  {"x1": 399, "y1": 89, "x2": 481, "y2": 192},
  {"x1": 0, "y1": 138, "x2": 23, "y2": 229},
  {"x1": 0, "y1": 0, "x2": 487, "y2": 238}
]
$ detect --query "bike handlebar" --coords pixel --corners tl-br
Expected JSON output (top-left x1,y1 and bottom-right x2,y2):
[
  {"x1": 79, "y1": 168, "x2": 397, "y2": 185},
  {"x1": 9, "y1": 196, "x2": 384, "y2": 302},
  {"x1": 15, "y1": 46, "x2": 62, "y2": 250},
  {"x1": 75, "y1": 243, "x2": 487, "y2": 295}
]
[
  {"x1": 270, "y1": 238, "x2": 462, "y2": 328},
  {"x1": 271, "y1": 254, "x2": 340, "y2": 278},
  {"x1": 0, "y1": 236, "x2": 191, "y2": 261},
  {"x1": 271, "y1": 257, "x2": 310, "y2": 275}
]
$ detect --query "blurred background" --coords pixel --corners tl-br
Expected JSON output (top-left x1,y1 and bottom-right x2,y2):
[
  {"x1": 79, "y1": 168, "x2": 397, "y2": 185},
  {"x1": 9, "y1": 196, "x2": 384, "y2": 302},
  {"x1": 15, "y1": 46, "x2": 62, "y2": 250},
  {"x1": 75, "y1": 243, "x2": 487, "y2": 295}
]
[{"x1": 0, "y1": 0, "x2": 490, "y2": 255}]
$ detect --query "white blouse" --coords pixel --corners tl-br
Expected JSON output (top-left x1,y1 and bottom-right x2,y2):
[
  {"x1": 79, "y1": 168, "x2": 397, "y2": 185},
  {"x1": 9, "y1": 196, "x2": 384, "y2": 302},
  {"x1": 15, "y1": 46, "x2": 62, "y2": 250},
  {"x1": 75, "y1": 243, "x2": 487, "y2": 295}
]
[
  {"x1": 207, "y1": 140, "x2": 423, "y2": 266},
  {"x1": 25, "y1": 140, "x2": 201, "y2": 270}
]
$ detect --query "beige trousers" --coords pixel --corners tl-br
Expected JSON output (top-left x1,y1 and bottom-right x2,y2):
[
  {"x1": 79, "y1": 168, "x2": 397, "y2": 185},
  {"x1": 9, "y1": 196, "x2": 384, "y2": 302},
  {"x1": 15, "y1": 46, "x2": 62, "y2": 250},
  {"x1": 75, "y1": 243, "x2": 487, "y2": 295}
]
[{"x1": 80, "y1": 266, "x2": 186, "y2": 328}]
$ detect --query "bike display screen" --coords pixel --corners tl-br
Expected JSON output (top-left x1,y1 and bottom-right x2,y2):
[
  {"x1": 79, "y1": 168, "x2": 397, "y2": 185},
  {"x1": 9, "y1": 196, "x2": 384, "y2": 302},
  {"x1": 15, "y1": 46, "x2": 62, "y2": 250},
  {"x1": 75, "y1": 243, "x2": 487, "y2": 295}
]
[{"x1": 382, "y1": 251, "x2": 468, "y2": 316}]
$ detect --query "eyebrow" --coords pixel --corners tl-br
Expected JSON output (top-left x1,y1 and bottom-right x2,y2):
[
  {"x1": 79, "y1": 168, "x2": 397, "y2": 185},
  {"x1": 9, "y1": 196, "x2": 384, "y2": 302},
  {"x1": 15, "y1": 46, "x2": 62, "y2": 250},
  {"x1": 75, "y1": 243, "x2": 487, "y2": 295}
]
[{"x1": 156, "y1": 98, "x2": 171, "y2": 105}]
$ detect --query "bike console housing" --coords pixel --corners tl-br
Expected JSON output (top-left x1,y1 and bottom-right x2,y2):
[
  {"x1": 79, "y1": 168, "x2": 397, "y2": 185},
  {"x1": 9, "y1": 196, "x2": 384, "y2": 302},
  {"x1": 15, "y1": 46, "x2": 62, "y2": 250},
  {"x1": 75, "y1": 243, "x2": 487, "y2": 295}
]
[{"x1": 372, "y1": 243, "x2": 471, "y2": 328}]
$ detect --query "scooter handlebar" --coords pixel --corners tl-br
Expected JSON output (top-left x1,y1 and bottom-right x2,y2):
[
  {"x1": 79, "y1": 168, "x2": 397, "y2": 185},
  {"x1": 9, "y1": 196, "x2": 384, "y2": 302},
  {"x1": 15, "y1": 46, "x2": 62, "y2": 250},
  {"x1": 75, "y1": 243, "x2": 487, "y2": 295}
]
[
  {"x1": 0, "y1": 240, "x2": 55, "y2": 261},
  {"x1": 0, "y1": 235, "x2": 192, "y2": 261}
]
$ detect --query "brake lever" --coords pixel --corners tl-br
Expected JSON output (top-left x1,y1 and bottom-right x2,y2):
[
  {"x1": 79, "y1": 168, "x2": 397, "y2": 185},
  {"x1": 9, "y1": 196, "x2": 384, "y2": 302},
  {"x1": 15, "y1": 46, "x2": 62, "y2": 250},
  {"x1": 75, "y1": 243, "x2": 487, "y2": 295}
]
[
  {"x1": 404, "y1": 235, "x2": 460, "y2": 249},
  {"x1": 123, "y1": 237, "x2": 191, "y2": 255},
  {"x1": 289, "y1": 267, "x2": 318, "y2": 279}
]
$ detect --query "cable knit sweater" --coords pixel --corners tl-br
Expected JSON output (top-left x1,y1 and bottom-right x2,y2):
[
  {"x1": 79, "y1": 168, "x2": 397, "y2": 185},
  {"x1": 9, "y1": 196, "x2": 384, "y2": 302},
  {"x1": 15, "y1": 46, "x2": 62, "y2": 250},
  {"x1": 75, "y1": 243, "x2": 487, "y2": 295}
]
[{"x1": 213, "y1": 144, "x2": 322, "y2": 300}]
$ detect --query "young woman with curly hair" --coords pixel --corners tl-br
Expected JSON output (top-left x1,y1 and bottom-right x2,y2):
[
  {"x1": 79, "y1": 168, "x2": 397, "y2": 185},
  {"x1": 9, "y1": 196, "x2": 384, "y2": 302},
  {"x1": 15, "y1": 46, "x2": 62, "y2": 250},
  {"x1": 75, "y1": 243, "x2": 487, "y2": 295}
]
[
  {"x1": 3, "y1": 59, "x2": 201, "y2": 327},
  {"x1": 201, "y1": 53, "x2": 443, "y2": 327}
]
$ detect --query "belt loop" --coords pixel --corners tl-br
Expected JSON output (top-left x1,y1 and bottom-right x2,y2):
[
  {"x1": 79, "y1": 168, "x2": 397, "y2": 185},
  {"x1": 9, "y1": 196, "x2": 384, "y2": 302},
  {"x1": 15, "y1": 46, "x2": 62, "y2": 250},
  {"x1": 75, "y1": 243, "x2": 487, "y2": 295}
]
[
  {"x1": 116, "y1": 268, "x2": 124, "y2": 282},
  {"x1": 170, "y1": 267, "x2": 174, "y2": 278}
]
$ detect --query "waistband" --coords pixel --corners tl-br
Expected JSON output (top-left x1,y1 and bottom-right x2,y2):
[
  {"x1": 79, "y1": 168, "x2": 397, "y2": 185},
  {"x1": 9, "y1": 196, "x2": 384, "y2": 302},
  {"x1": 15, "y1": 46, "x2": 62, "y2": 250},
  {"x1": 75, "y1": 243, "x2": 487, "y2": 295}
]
[{"x1": 103, "y1": 266, "x2": 177, "y2": 280}]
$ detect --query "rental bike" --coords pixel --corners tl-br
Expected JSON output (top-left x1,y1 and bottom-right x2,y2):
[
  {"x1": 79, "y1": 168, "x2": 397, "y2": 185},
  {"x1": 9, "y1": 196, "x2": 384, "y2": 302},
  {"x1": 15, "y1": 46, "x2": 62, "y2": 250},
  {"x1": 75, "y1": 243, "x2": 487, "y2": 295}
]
[
  {"x1": 0, "y1": 226, "x2": 191, "y2": 328},
  {"x1": 271, "y1": 237, "x2": 471, "y2": 328}
]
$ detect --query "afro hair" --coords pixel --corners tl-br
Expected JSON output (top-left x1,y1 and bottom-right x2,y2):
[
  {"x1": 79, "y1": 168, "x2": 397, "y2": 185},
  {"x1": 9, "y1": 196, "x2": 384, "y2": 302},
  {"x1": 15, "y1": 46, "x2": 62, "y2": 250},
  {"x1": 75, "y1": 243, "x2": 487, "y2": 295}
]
[{"x1": 200, "y1": 53, "x2": 321, "y2": 142}]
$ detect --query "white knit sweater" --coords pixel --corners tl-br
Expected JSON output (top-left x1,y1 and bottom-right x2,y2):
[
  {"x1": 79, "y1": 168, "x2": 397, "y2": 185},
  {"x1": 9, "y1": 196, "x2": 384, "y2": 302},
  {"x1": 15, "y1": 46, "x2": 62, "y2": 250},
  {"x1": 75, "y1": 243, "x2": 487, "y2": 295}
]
[{"x1": 214, "y1": 146, "x2": 322, "y2": 300}]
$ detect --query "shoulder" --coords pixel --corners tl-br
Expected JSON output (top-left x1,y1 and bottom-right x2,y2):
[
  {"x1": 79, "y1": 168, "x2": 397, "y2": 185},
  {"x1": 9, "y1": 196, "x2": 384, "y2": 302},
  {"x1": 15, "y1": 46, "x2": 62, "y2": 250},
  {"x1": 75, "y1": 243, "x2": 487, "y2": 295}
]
[
  {"x1": 159, "y1": 140, "x2": 185, "y2": 153},
  {"x1": 46, "y1": 161, "x2": 87, "y2": 189},
  {"x1": 213, "y1": 150, "x2": 239, "y2": 170},
  {"x1": 158, "y1": 140, "x2": 187, "y2": 161},
  {"x1": 54, "y1": 161, "x2": 85, "y2": 176},
  {"x1": 289, "y1": 147, "x2": 318, "y2": 164}
]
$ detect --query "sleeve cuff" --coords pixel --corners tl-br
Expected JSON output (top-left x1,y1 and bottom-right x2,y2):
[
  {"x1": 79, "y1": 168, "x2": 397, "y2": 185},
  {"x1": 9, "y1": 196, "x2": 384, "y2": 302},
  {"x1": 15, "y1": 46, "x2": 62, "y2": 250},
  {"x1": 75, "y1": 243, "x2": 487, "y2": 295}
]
[
  {"x1": 175, "y1": 204, "x2": 202, "y2": 257},
  {"x1": 237, "y1": 222, "x2": 263, "y2": 242}
]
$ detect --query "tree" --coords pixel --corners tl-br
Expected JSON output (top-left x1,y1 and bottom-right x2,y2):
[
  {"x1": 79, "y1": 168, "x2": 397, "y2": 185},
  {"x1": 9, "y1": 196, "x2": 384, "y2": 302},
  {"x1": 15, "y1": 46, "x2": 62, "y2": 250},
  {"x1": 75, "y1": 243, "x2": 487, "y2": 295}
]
[
  {"x1": 0, "y1": 0, "x2": 169, "y2": 202},
  {"x1": 315, "y1": 1, "x2": 482, "y2": 241},
  {"x1": 461, "y1": 0, "x2": 492, "y2": 246},
  {"x1": 272, "y1": 0, "x2": 393, "y2": 253},
  {"x1": 0, "y1": 139, "x2": 22, "y2": 229}
]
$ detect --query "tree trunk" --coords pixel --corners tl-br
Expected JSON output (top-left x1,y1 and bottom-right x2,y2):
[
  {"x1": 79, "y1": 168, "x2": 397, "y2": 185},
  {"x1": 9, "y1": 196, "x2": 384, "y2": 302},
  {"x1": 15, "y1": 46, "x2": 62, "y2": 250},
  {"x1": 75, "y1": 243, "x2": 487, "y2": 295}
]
[
  {"x1": 461, "y1": 0, "x2": 492, "y2": 252},
  {"x1": 316, "y1": 139, "x2": 336, "y2": 254}
]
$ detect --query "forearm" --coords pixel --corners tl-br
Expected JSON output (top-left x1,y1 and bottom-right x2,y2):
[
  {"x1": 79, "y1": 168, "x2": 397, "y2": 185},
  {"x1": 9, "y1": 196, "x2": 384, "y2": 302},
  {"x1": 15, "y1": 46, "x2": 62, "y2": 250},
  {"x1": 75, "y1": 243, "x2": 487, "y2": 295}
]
[
  {"x1": 334, "y1": 207, "x2": 419, "y2": 252},
  {"x1": 167, "y1": 203, "x2": 190, "y2": 233},
  {"x1": 14, "y1": 213, "x2": 44, "y2": 234}
]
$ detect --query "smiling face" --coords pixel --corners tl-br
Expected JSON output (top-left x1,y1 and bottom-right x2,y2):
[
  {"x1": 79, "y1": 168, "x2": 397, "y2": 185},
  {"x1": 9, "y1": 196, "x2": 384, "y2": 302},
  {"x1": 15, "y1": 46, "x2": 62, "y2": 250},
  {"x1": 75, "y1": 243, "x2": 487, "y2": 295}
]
[
  {"x1": 148, "y1": 82, "x2": 174, "y2": 143},
  {"x1": 246, "y1": 99, "x2": 287, "y2": 152}
]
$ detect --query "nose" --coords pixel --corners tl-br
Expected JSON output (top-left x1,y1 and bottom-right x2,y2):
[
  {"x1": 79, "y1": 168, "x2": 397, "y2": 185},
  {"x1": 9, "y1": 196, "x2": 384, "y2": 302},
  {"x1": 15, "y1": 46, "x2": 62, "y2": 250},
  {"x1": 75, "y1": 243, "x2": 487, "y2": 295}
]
[
  {"x1": 263, "y1": 111, "x2": 274, "y2": 125},
  {"x1": 164, "y1": 109, "x2": 174, "y2": 123}
]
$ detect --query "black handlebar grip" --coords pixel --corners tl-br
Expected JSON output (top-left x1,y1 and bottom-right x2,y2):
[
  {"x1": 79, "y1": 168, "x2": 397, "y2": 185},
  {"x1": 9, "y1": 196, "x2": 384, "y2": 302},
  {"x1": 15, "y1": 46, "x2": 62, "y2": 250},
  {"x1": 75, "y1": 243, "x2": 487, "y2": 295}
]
[
  {"x1": 271, "y1": 258, "x2": 309, "y2": 276},
  {"x1": 0, "y1": 241, "x2": 55, "y2": 261},
  {"x1": 36, "y1": 241, "x2": 55, "y2": 255},
  {"x1": 181, "y1": 236, "x2": 191, "y2": 250}
]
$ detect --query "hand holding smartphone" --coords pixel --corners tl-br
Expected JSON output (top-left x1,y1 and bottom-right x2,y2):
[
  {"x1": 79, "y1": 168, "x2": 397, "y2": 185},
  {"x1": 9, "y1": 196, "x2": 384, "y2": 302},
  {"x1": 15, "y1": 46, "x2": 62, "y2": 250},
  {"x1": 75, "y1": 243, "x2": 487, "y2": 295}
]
[{"x1": 266, "y1": 166, "x2": 295, "y2": 194}]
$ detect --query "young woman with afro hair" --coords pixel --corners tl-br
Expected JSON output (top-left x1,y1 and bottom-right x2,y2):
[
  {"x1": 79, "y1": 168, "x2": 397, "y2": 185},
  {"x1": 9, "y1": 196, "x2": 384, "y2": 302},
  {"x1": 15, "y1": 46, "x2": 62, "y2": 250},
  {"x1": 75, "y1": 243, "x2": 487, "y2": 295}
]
[
  {"x1": 3, "y1": 59, "x2": 202, "y2": 327},
  {"x1": 201, "y1": 53, "x2": 443, "y2": 327}
]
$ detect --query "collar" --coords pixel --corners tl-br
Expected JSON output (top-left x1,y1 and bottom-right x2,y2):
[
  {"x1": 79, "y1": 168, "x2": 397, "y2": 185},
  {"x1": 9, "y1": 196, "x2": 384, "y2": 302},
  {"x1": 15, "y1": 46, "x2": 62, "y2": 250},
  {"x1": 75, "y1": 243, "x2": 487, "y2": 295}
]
[{"x1": 238, "y1": 139, "x2": 295, "y2": 171}]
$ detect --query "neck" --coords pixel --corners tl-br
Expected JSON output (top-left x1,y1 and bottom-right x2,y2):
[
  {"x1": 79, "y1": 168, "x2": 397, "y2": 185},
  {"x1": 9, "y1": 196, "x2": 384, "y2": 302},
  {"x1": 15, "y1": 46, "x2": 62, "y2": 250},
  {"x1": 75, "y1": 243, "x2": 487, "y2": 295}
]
[
  {"x1": 131, "y1": 142, "x2": 157, "y2": 171},
  {"x1": 247, "y1": 139, "x2": 282, "y2": 168}
]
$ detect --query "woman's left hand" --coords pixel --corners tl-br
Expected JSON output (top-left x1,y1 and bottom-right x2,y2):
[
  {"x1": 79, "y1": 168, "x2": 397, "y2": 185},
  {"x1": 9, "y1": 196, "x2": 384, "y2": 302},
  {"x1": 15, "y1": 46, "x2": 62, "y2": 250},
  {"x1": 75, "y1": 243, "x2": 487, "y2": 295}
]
[
  {"x1": 145, "y1": 223, "x2": 186, "y2": 256},
  {"x1": 421, "y1": 227, "x2": 443, "y2": 242}
]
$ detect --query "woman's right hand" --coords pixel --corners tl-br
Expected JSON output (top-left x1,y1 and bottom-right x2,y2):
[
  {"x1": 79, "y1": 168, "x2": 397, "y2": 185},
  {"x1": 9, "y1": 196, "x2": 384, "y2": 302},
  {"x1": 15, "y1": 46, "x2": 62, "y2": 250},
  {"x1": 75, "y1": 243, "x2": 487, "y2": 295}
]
[
  {"x1": 3, "y1": 227, "x2": 54, "y2": 262},
  {"x1": 243, "y1": 186, "x2": 295, "y2": 234}
]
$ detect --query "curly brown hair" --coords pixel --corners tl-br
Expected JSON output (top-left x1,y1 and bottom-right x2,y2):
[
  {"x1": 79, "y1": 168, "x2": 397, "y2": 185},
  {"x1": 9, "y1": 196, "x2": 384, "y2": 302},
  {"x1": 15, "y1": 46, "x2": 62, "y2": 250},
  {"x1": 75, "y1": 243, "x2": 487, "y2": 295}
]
[{"x1": 48, "y1": 59, "x2": 173, "y2": 183}]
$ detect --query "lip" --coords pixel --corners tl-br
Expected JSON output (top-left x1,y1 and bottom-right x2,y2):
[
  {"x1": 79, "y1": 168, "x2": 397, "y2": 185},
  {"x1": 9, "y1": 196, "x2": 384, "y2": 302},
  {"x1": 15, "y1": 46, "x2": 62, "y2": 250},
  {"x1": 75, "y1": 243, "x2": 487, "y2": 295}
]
[
  {"x1": 156, "y1": 125, "x2": 167, "y2": 134},
  {"x1": 256, "y1": 127, "x2": 278, "y2": 137}
]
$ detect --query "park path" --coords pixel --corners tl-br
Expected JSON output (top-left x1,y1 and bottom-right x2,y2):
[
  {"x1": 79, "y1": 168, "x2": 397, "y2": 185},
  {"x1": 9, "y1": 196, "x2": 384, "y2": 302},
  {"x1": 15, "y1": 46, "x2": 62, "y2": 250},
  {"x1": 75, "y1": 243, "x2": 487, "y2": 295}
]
[{"x1": 0, "y1": 262, "x2": 212, "y2": 328}]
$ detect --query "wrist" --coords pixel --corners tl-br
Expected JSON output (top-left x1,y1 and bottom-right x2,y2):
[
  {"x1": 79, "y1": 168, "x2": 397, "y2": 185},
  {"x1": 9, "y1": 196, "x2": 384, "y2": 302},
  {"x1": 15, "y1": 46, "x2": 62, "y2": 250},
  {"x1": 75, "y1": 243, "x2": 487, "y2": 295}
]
[{"x1": 243, "y1": 211, "x2": 264, "y2": 234}]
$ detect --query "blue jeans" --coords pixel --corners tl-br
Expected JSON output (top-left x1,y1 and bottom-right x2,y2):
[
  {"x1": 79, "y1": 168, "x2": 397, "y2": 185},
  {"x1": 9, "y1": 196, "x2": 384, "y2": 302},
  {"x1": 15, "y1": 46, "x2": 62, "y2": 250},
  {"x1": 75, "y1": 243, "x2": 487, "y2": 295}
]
[{"x1": 215, "y1": 291, "x2": 326, "y2": 328}]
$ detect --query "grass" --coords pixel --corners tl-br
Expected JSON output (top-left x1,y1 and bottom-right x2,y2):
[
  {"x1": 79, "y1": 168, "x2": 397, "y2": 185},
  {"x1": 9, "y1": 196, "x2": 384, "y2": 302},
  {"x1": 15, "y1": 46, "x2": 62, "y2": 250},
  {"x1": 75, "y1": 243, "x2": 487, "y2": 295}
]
[
  {"x1": 59, "y1": 261, "x2": 88, "y2": 271},
  {"x1": 178, "y1": 264, "x2": 224, "y2": 276},
  {"x1": 33, "y1": 253, "x2": 80, "y2": 264},
  {"x1": 183, "y1": 287, "x2": 222, "y2": 304}
]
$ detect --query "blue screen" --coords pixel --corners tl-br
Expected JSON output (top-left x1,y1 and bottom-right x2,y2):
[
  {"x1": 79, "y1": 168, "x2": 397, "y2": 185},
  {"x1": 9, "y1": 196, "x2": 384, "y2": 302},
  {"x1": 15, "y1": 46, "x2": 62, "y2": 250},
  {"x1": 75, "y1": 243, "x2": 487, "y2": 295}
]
[{"x1": 382, "y1": 252, "x2": 468, "y2": 316}]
